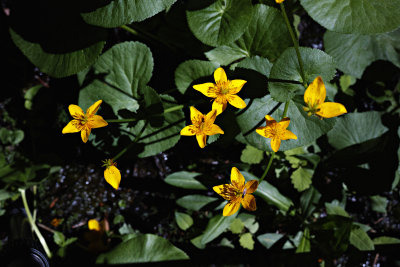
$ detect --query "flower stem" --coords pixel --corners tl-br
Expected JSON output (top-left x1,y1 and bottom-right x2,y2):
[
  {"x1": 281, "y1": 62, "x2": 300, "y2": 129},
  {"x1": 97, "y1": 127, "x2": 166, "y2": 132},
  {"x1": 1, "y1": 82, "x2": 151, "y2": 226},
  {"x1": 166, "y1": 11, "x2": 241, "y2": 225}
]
[
  {"x1": 164, "y1": 104, "x2": 184, "y2": 114},
  {"x1": 280, "y1": 3, "x2": 307, "y2": 88},
  {"x1": 112, "y1": 121, "x2": 149, "y2": 161},
  {"x1": 106, "y1": 118, "x2": 137, "y2": 123},
  {"x1": 19, "y1": 188, "x2": 52, "y2": 259},
  {"x1": 120, "y1": 25, "x2": 139, "y2": 36},
  {"x1": 259, "y1": 152, "x2": 275, "y2": 183},
  {"x1": 282, "y1": 101, "x2": 290, "y2": 118}
]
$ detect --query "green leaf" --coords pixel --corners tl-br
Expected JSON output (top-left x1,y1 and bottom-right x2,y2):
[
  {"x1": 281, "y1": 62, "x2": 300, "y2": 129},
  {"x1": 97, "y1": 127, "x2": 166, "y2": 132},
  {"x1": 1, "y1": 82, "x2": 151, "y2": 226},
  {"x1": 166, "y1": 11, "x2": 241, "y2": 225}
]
[
  {"x1": 200, "y1": 214, "x2": 237, "y2": 245},
  {"x1": 242, "y1": 171, "x2": 293, "y2": 213},
  {"x1": 10, "y1": 29, "x2": 105, "y2": 78},
  {"x1": 300, "y1": 0, "x2": 400, "y2": 34},
  {"x1": 324, "y1": 29, "x2": 400, "y2": 78},
  {"x1": 240, "y1": 145, "x2": 264, "y2": 164},
  {"x1": 82, "y1": 0, "x2": 177, "y2": 27},
  {"x1": 370, "y1": 195, "x2": 388, "y2": 214},
  {"x1": 327, "y1": 111, "x2": 388, "y2": 150},
  {"x1": 325, "y1": 202, "x2": 350, "y2": 218},
  {"x1": 236, "y1": 95, "x2": 336, "y2": 152},
  {"x1": 176, "y1": 194, "x2": 218, "y2": 211},
  {"x1": 206, "y1": 4, "x2": 290, "y2": 65},
  {"x1": 0, "y1": 189, "x2": 15, "y2": 201},
  {"x1": 127, "y1": 95, "x2": 185, "y2": 157},
  {"x1": 339, "y1": 75, "x2": 356, "y2": 96},
  {"x1": 257, "y1": 233, "x2": 284, "y2": 249},
  {"x1": 175, "y1": 211, "x2": 193, "y2": 231},
  {"x1": 53, "y1": 231, "x2": 65, "y2": 246},
  {"x1": 174, "y1": 60, "x2": 219, "y2": 94},
  {"x1": 219, "y1": 238, "x2": 235, "y2": 248},
  {"x1": 236, "y1": 56, "x2": 273, "y2": 77},
  {"x1": 96, "y1": 234, "x2": 189, "y2": 263},
  {"x1": 349, "y1": 228, "x2": 375, "y2": 251},
  {"x1": 79, "y1": 41, "x2": 153, "y2": 114},
  {"x1": 164, "y1": 171, "x2": 206, "y2": 190},
  {"x1": 186, "y1": 0, "x2": 254, "y2": 46},
  {"x1": 239, "y1": 233, "x2": 254, "y2": 250},
  {"x1": 300, "y1": 186, "x2": 321, "y2": 218},
  {"x1": 230, "y1": 219, "x2": 245, "y2": 234},
  {"x1": 24, "y1": 85, "x2": 42, "y2": 110},
  {"x1": 237, "y1": 213, "x2": 259, "y2": 234},
  {"x1": 291, "y1": 167, "x2": 313, "y2": 192},
  {"x1": 269, "y1": 47, "x2": 336, "y2": 102},
  {"x1": 295, "y1": 228, "x2": 311, "y2": 253},
  {"x1": 190, "y1": 235, "x2": 206, "y2": 249},
  {"x1": 0, "y1": 128, "x2": 24, "y2": 145},
  {"x1": 373, "y1": 236, "x2": 400, "y2": 245}
]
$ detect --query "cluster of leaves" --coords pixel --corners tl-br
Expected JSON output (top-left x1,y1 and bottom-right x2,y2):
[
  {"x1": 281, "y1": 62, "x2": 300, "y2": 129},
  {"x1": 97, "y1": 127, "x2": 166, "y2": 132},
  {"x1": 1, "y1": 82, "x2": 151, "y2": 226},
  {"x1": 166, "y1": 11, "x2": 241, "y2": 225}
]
[{"x1": 2, "y1": 0, "x2": 400, "y2": 265}]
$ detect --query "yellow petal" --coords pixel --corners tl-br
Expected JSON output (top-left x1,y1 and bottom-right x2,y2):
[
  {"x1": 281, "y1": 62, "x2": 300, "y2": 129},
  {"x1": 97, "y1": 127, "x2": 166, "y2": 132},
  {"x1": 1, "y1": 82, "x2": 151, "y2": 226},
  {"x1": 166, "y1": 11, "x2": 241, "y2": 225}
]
[
  {"x1": 180, "y1": 125, "x2": 197, "y2": 136},
  {"x1": 244, "y1": 180, "x2": 259, "y2": 194},
  {"x1": 282, "y1": 130, "x2": 297, "y2": 140},
  {"x1": 241, "y1": 194, "x2": 256, "y2": 211},
  {"x1": 68, "y1": 104, "x2": 84, "y2": 119},
  {"x1": 213, "y1": 184, "x2": 236, "y2": 200},
  {"x1": 230, "y1": 167, "x2": 245, "y2": 191},
  {"x1": 88, "y1": 219, "x2": 101, "y2": 231},
  {"x1": 214, "y1": 67, "x2": 227, "y2": 84},
  {"x1": 304, "y1": 76, "x2": 326, "y2": 107},
  {"x1": 205, "y1": 109, "x2": 217, "y2": 125},
  {"x1": 196, "y1": 134, "x2": 207, "y2": 148},
  {"x1": 86, "y1": 100, "x2": 103, "y2": 115},
  {"x1": 278, "y1": 117, "x2": 290, "y2": 130},
  {"x1": 264, "y1": 115, "x2": 277, "y2": 127},
  {"x1": 228, "y1": 80, "x2": 247, "y2": 94},
  {"x1": 81, "y1": 126, "x2": 91, "y2": 143},
  {"x1": 316, "y1": 102, "x2": 347, "y2": 118},
  {"x1": 190, "y1": 106, "x2": 203, "y2": 124},
  {"x1": 193, "y1": 83, "x2": 218, "y2": 98},
  {"x1": 104, "y1": 165, "x2": 121, "y2": 190},
  {"x1": 270, "y1": 137, "x2": 281, "y2": 152},
  {"x1": 89, "y1": 115, "x2": 108, "y2": 129},
  {"x1": 204, "y1": 124, "x2": 224, "y2": 135},
  {"x1": 227, "y1": 95, "x2": 246, "y2": 109},
  {"x1": 275, "y1": 0, "x2": 285, "y2": 3},
  {"x1": 222, "y1": 200, "x2": 241, "y2": 216},
  {"x1": 62, "y1": 120, "x2": 82, "y2": 134},
  {"x1": 256, "y1": 127, "x2": 271, "y2": 139},
  {"x1": 212, "y1": 98, "x2": 227, "y2": 115}
]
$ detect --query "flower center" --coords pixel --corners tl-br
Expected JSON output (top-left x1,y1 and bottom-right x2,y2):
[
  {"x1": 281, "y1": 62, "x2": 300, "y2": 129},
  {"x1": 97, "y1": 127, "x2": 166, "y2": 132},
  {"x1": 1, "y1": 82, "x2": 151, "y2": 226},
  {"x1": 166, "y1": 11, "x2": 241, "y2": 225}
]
[{"x1": 217, "y1": 81, "x2": 230, "y2": 95}]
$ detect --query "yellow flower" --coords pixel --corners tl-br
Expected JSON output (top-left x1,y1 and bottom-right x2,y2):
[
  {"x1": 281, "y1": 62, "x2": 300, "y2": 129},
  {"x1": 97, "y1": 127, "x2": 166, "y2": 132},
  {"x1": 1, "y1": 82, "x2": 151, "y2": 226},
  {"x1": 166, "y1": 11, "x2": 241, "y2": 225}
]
[
  {"x1": 276, "y1": 0, "x2": 285, "y2": 3},
  {"x1": 180, "y1": 107, "x2": 224, "y2": 148},
  {"x1": 193, "y1": 67, "x2": 247, "y2": 115},
  {"x1": 213, "y1": 167, "x2": 259, "y2": 216},
  {"x1": 62, "y1": 100, "x2": 108, "y2": 143},
  {"x1": 256, "y1": 115, "x2": 297, "y2": 152},
  {"x1": 102, "y1": 159, "x2": 121, "y2": 190},
  {"x1": 88, "y1": 219, "x2": 102, "y2": 232},
  {"x1": 303, "y1": 76, "x2": 347, "y2": 119}
]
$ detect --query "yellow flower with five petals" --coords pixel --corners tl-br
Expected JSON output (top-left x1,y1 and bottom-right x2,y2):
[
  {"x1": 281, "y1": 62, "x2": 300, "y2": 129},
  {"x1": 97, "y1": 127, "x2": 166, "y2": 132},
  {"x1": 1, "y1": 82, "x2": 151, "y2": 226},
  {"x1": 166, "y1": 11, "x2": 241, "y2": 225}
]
[
  {"x1": 193, "y1": 67, "x2": 247, "y2": 115},
  {"x1": 180, "y1": 107, "x2": 224, "y2": 148},
  {"x1": 256, "y1": 115, "x2": 297, "y2": 152},
  {"x1": 62, "y1": 100, "x2": 108, "y2": 143},
  {"x1": 102, "y1": 159, "x2": 121, "y2": 190},
  {"x1": 275, "y1": 0, "x2": 285, "y2": 3},
  {"x1": 213, "y1": 167, "x2": 259, "y2": 216},
  {"x1": 303, "y1": 76, "x2": 347, "y2": 119}
]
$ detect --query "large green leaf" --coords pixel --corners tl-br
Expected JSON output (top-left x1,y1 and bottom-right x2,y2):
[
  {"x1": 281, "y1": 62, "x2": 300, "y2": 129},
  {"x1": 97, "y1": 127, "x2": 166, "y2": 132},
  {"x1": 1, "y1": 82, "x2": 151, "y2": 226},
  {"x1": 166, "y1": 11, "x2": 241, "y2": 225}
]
[
  {"x1": 242, "y1": 171, "x2": 293, "y2": 213},
  {"x1": 10, "y1": 29, "x2": 105, "y2": 78},
  {"x1": 373, "y1": 236, "x2": 400, "y2": 245},
  {"x1": 300, "y1": 0, "x2": 400, "y2": 34},
  {"x1": 349, "y1": 228, "x2": 375, "y2": 251},
  {"x1": 236, "y1": 95, "x2": 336, "y2": 152},
  {"x1": 235, "y1": 56, "x2": 272, "y2": 77},
  {"x1": 186, "y1": 0, "x2": 253, "y2": 46},
  {"x1": 174, "y1": 60, "x2": 219, "y2": 94},
  {"x1": 164, "y1": 171, "x2": 206, "y2": 190},
  {"x1": 96, "y1": 234, "x2": 189, "y2": 263},
  {"x1": 324, "y1": 29, "x2": 400, "y2": 78},
  {"x1": 176, "y1": 195, "x2": 218, "y2": 210},
  {"x1": 200, "y1": 213, "x2": 237, "y2": 245},
  {"x1": 82, "y1": 0, "x2": 177, "y2": 27},
  {"x1": 205, "y1": 4, "x2": 291, "y2": 64},
  {"x1": 269, "y1": 47, "x2": 336, "y2": 102},
  {"x1": 327, "y1": 111, "x2": 388, "y2": 150},
  {"x1": 79, "y1": 41, "x2": 154, "y2": 114}
]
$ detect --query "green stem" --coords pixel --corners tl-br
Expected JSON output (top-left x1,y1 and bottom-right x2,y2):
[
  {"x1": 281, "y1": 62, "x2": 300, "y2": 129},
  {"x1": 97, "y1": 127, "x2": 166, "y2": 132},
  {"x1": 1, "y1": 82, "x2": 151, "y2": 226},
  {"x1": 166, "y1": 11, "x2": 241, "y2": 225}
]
[
  {"x1": 112, "y1": 121, "x2": 149, "y2": 161},
  {"x1": 19, "y1": 188, "x2": 52, "y2": 259},
  {"x1": 106, "y1": 118, "x2": 137, "y2": 123},
  {"x1": 259, "y1": 152, "x2": 275, "y2": 183},
  {"x1": 282, "y1": 101, "x2": 290, "y2": 118},
  {"x1": 120, "y1": 25, "x2": 139, "y2": 36},
  {"x1": 280, "y1": 3, "x2": 307, "y2": 88},
  {"x1": 164, "y1": 104, "x2": 184, "y2": 114},
  {"x1": 106, "y1": 105, "x2": 184, "y2": 123}
]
